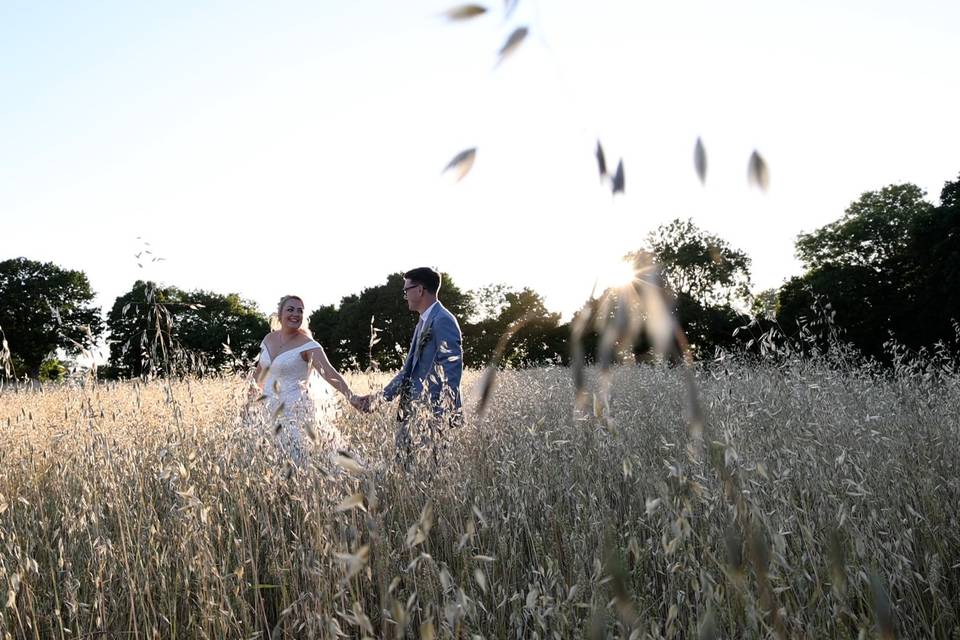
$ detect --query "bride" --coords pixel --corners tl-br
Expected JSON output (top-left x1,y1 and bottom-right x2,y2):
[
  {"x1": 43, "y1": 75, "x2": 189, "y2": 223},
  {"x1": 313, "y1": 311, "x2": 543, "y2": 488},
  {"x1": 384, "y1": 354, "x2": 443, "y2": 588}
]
[{"x1": 250, "y1": 294, "x2": 360, "y2": 464}]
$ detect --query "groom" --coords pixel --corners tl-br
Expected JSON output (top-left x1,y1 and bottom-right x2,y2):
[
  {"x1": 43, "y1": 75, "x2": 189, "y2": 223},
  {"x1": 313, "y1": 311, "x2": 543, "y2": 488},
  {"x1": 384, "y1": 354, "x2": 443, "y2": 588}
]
[{"x1": 360, "y1": 267, "x2": 463, "y2": 464}]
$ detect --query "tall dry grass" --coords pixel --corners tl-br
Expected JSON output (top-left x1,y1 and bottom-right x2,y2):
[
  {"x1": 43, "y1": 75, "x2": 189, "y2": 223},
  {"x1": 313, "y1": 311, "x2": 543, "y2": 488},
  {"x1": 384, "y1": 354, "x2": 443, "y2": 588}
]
[{"x1": 1, "y1": 358, "x2": 958, "y2": 638}]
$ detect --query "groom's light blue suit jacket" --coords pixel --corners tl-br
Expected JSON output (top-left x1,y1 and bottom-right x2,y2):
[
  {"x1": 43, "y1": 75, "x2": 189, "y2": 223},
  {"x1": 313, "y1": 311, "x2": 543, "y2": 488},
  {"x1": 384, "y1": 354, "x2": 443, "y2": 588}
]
[{"x1": 383, "y1": 301, "x2": 463, "y2": 415}]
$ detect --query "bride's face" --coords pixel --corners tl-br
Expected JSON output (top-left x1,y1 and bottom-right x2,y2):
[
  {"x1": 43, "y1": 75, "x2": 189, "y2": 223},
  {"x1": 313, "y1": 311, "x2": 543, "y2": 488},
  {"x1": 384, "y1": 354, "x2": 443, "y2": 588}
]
[{"x1": 280, "y1": 298, "x2": 304, "y2": 330}]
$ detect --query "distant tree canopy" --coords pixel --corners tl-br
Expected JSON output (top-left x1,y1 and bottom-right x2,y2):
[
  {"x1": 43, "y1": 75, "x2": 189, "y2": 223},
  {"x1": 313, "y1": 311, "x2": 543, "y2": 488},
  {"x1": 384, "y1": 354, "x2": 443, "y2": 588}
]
[
  {"x1": 907, "y1": 177, "x2": 960, "y2": 345},
  {"x1": 615, "y1": 219, "x2": 753, "y2": 358},
  {"x1": 0, "y1": 257, "x2": 103, "y2": 377},
  {"x1": 639, "y1": 218, "x2": 752, "y2": 307},
  {"x1": 795, "y1": 184, "x2": 932, "y2": 272},
  {"x1": 106, "y1": 281, "x2": 181, "y2": 378},
  {"x1": 299, "y1": 180, "x2": 959, "y2": 370},
  {"x1": 176, "y1": 290, "x2": 269, "y2": 369},
  {"x1": 463, "y1": 287, "x2": 565, "y2": 368},
  {"x1": 777, "y1": 178, "x2": 960, "y2": 358},
  {"x1": 309, "y1": 272, "x2": 472, "y2": 371},
  {"x1": 6, "y1": 174, "x2": 959, "y2": 380},
  {"x1": 106, "y1": 281, "x2": 266, "y2": 378}
]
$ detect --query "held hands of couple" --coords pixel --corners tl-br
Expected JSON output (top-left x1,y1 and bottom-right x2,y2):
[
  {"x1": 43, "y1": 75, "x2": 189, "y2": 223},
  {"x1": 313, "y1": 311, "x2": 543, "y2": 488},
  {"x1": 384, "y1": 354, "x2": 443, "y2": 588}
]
[{"x1": 348, "y1": 393, "x2": 377, "y2": 413}]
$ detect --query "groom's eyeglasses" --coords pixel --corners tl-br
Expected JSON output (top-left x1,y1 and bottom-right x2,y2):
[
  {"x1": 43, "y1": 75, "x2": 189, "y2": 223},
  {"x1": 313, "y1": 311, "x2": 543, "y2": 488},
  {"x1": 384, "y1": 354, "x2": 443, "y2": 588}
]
[{"x1": 402, "y1": 284, "x2": 422, "y2": 297}]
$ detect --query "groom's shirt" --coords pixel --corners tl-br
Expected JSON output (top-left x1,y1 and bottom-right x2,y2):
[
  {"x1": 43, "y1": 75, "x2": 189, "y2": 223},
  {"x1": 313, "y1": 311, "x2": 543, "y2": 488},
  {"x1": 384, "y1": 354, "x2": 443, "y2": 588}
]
[
  {"x1": 420, "y1": 300, "x2": 439, "y2": 329},
  {"x1": 415, "y1": 300, "x2": 439, "y2": 344},
  {"x1": 420, "y1": 300, "x2": 439, "y2": 323}
]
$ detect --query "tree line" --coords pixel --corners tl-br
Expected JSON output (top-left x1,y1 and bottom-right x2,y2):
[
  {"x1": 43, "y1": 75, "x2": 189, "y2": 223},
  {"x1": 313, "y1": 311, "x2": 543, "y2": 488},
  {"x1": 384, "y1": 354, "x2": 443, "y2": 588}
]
[{"x1": 2, "y1": 174, "x2": 957, "y2": 380}]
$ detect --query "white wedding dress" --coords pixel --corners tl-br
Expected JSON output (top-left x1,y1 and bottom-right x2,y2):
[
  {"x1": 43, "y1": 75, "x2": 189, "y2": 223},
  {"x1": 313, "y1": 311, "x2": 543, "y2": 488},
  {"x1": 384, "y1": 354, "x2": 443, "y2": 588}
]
[{"x1": 258, "y1": 339, "x2": 344, "y2": 465}]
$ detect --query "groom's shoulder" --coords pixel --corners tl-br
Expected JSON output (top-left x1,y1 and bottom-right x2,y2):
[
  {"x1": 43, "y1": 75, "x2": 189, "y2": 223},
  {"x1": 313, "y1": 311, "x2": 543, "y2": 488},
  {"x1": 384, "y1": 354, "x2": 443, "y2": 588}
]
[
  {"x1": 433, "y1": 305, "x2": 461, "y2": 334},
  {"x1": 436, "y1": 302, "x2": 459, "y2": 321}
]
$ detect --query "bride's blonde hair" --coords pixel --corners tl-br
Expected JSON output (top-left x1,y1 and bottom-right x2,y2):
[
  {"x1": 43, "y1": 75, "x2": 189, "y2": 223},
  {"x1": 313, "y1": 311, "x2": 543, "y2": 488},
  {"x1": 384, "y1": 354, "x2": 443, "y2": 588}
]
[{"x1": 269, "y1": 294, "x2": 313, "y2": 337}]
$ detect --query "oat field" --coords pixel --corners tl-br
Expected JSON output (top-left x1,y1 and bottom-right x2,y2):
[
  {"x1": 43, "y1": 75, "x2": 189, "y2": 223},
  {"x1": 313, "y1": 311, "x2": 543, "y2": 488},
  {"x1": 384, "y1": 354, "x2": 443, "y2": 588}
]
[{"x1": 1, "y1": 359, "x2": 958, "y2": 639}]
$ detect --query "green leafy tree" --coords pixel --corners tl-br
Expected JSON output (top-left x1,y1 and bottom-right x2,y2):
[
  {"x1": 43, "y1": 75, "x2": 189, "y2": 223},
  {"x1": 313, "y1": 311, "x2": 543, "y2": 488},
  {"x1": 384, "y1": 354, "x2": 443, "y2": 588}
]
[
  {"x1": 903, "y1": 175, "x2": 960, "y2": 348},
  {"x1": 309, "y1": 272, "x2": 472, "y2": 370},
  {"x1": 777, "y1": 268, "x2": 880, "y2": 353},
  {"x1": 618, "y1": 220, "x2": 752, "y2": 357},
  {"x1": 675, "y1": 295, "x2": 750, "y2": 357},
  {"x1": 467, "y1": 284, "x2": 512, "y2": 323},
  {"x1": 106, "y1": 281, "x2": 188, "y2": 378},
  {"x1": 106, "y1": 281, "x2": 267, "y2": 378},
  {"x1": 462, "y1": 284, "x2": 509, "y2": 367},
  {"x1": 174, "y1": 290, "x2": 268, "y2": 372},
  {"x1": 796, "y1": 184, "x2": 932, "y2": 271},
  {"x1": 779, "y1": 183, "x2": 939, "y2": 357},
  {"x1": 751, "y1": 288, "x2": 779, "y2": 321},
  {"x1": 463, "y1": 287, "x2": 565, "y2": 367},
  {"x1": 308, "y1": 304, "x2": 342, "y2": 364},
  {"x1": 638, "y1": 218, "x2": 752, "y2": 306},
  {"x1": 0, "y1": 257, "x2": 103, "y2": 377}
]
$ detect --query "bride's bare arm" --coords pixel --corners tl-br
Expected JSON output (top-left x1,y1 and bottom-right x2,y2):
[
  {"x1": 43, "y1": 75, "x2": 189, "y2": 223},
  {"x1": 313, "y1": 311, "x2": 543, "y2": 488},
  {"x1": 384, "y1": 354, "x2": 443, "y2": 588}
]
[
  {"x1": 245, "y1": 363, "x2": 265, "y2": 401},
  {"x1": 248, "y1": 338, "x2": 271, "y2": 392},
  {"x1": 308, "y1": 347, "x2": 355, "y2": 400}
]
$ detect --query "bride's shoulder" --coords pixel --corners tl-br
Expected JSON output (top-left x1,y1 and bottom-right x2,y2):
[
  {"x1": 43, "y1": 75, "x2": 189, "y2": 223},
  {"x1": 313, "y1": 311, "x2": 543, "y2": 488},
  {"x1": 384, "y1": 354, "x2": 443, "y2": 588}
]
[
  {"x1": 262, "y1": 331, "x2": 280, "y2": 346},
  {"x1": 297, "y1": 338, "x2": 324, "y2": 362}
]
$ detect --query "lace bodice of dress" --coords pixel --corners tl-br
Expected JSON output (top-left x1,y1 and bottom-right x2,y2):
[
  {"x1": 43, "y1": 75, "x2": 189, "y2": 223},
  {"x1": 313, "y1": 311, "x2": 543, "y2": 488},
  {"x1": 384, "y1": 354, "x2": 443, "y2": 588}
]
[{"x1": 260, "y1": 339, "x2": 321, "y2": 406}]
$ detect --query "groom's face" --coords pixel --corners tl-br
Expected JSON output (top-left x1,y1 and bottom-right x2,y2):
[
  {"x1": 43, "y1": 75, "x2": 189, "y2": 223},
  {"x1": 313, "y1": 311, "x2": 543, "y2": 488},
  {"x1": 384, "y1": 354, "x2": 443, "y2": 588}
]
[{"x1": 402, "y1": 278, "x2": 424, "y2": 311}]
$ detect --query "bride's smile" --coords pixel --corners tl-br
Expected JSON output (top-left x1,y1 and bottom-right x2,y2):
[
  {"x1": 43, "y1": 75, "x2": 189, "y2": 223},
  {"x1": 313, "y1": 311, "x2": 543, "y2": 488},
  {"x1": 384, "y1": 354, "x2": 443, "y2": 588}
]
[{"x1": 280, "y1": 301, "x2": 304, "y2": 329}]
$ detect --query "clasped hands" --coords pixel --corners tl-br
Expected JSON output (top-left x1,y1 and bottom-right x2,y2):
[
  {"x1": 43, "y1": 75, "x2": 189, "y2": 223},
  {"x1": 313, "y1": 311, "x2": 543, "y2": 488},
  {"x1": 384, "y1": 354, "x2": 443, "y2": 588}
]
[{"x1": 349, "y1": 393, "x2": 378, "y2": 413}]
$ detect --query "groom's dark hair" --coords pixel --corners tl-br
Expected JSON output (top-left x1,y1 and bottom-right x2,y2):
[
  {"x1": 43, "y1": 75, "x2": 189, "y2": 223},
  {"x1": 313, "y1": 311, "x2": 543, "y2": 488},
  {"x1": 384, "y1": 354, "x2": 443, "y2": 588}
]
[{"x1": 405, "y1": 267, "x2": 441, "y2": 295}]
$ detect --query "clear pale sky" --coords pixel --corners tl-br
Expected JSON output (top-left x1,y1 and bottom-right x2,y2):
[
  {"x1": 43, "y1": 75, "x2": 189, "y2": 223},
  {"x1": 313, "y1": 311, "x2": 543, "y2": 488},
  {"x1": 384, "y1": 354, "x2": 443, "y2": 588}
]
[{"x1": 2, "y1": 0, "x2": 958, "y2": 322}]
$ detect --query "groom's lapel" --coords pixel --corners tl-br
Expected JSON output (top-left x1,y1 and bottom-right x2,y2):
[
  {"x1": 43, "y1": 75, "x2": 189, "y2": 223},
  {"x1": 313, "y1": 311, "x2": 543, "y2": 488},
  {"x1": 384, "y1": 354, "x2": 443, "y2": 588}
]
[
  {"x1": 403, "y1": 316, "x2": 423, "y2": 375},
  {"x1": 411, "y1": 312, "x2": 437, "y2": 370}
]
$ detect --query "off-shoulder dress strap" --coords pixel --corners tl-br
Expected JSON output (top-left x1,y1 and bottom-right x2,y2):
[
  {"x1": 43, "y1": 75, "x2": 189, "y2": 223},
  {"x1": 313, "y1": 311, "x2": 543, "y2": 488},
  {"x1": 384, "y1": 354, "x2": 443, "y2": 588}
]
[
  {"x1": 259, "y1": 339, "x2": 273, "y2": 367},
  {"x1": 298, "y1": 340, "x2": 323, "y2": 355}
]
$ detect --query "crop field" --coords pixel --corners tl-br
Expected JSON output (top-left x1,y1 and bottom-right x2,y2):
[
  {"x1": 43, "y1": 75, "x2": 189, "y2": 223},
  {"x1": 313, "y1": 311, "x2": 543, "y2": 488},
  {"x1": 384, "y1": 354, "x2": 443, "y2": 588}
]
[{"x1": 0, "y1": 359, "x2": 958, "y2": 638}]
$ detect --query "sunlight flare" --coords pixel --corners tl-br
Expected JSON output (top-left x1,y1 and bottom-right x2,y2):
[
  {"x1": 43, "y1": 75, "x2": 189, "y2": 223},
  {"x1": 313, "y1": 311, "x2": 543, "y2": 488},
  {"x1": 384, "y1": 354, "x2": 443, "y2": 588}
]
[{"x1": 594, "y1": 257, "x2": 637, "y2": 293}]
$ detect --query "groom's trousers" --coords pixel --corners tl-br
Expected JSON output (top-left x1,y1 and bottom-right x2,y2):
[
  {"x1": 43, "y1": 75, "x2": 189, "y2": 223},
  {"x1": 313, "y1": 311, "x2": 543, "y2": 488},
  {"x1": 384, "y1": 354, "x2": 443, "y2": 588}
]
[{"x1": 394, "y1": 387, "x2": 462, "y2": 469}]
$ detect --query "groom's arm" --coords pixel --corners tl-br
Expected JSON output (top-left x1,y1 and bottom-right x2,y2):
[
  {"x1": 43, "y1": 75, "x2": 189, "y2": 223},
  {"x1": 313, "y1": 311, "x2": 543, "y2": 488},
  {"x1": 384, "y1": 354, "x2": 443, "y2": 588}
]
[
  {"x1": 431, "y1": 314, "x2": 463, "y2": 393},
  {"x1": 383, "y1": 372, "x2": 403, "y2": 401},
  {"x1": 383, "y1": 355, "x2": 411, "y2": 401}
]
